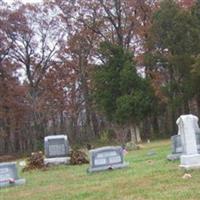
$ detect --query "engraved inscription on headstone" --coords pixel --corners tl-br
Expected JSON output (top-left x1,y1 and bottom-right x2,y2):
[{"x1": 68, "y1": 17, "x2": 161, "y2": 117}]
[
  {"x1": 109, "y1": 156, "x2": 121, "y2": 164},
  {"x1": 94, "y1": 158, "x2": 106, "y2": 166},
  {"x1": 93, "y1": 150, "x2": 122, "y2": 167},
  {"x1": 88, "y1": 146, "x2": 128, "y2": 173},
  {"x1": 0, "y1": 168, "x2": 15, "y2": 180},
  {"x1": 45, "y1": 135, "x2": 69, "y2": 158},
  {"x1": 48, "y1": 139, "x2": 66, "y2": 157}
]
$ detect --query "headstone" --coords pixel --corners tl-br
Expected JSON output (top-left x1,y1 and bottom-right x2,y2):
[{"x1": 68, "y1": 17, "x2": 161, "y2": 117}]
[
  {"x1": 0, "y1": 162, "x2": 25, "y2": 188},
  {"x1": 167, "y1": 132, "x2": 200, "y2": 161},
  {"x1": 196, "y1": 133, "x2": 200, "y2": 150},
  {"x1": 171, "y1": 135, "x2": 182, "y2": 154},
  {"x1": 177, "y1": 114, "x2": 200, "y2": 170},
  {"x1": 44, "y1": 135, "x2": 70, "y2": 165},
  {"x1": 88, "y1": 146, "x2": 128, "y2": 173},
  {"x1": 167, "y1": 135, "x2": 183, "y2": 160}
]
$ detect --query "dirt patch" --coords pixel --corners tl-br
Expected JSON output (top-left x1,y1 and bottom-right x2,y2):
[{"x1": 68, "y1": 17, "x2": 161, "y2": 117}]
[{"x1": 0, "y1": 154, "x2": 20, "y2": 163}]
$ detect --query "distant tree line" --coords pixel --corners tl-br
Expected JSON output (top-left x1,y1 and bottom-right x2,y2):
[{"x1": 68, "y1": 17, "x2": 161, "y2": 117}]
[{"x1": 0, "y1": 0, "x2": 199, "y2": 154}]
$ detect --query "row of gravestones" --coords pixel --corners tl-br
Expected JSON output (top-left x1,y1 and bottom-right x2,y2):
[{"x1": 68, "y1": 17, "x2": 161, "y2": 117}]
[
  {"x1": 44, "y1": 135, "x2": 128, "y2": 172},
  {"x1": 1, "y1": 114, "x2": 200, "y2": 188},
  {"x1": 0, "y1": 135, "x2": 128, "y2": 188}
]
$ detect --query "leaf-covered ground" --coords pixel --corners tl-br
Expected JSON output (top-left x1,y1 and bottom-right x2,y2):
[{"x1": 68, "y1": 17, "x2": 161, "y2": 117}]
[{"x1": 1, "y1": 140, "x2": 200, "y2": 200}]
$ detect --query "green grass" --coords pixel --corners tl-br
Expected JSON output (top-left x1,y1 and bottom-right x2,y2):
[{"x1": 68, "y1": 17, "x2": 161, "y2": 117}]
[{"x1": 1, "y1": 140, "x2": 200, "y2": 200}]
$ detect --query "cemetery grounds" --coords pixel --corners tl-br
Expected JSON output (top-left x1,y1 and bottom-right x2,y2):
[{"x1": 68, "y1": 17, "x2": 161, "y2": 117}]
[{"x1": 0, "y1": 140, "x2": 200, "y2": 200}]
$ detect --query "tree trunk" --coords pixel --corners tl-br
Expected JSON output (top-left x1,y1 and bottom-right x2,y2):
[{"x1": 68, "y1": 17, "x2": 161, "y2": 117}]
[
  {"x1": 130, "y1": 124, "x2": 141, "y2": 143},
  {"x1": 135, "y1": 126, "x2": 142, "y2": 143},
  {"x1": 196, "y1": 96, "x2": 200, "y2": 117},
  {"x1": 183, "y1": 99, "x2": 190, "y2": 114},
  {"x1": 152, "y1": 115, "x2": 159, "y2": 138},
  {"x1": 60, "y1": 111, "x2": 65, "y2": 133},
  {"x1": 171, "y1": 105, "x2": 176, "y2": 135}
]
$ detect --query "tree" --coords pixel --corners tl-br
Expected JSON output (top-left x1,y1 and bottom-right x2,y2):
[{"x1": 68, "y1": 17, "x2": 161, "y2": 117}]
[
  {"x1": 93, "y1": 42, "x2": 153, "y2": 143},
  {"x1": 10, "y1": 3, "x2": 66, "y2": 150},
  {"x1": 0, "y1": 1, "x2": 29, "y2": 153},
  {"x1": 76, "y1": 0, "x2": 157, "y2": 50},
  {"x1": 190, "y1": 0, "x2": 200, "y2": 116},
  {"x1": 145, "y1": 0, "x2": 200, "y2": 134}
]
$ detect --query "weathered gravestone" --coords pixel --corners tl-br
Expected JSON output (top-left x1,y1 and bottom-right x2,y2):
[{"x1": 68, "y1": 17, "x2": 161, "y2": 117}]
[
  {"x1": 167, "y1": 135, "x2": 185, "y2": 160},
  {"x1": 88, "y1": 146, "x2": 128, "y2": 173},
  {"x1": 44, "y1": 135, "x2": 70, "y2": 165},
  {"x1": 177, "y1": 114, "x2": 200, "y2": 170},
  {"x1": 0, "y1": 162, "x2": 25, "y2": 188}
]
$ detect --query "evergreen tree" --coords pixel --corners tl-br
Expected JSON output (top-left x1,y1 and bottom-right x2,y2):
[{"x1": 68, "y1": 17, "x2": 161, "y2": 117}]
[{"x1": 93, "y1": 42, "x2": 153, "y2": 143}]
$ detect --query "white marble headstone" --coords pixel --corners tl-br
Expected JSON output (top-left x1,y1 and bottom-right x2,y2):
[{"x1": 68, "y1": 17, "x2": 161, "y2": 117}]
[
  {"x1": 176, "y1": 115, "x2": 198, "y2": 155},
  {"x1": 177, "y1": 114, "x2": 200, "y2": 170}
]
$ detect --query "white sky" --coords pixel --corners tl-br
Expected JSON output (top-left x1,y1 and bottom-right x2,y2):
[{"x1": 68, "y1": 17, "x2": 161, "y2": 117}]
[{"x1": 5, "y1": 0, "x2": 42, "y2": 3}]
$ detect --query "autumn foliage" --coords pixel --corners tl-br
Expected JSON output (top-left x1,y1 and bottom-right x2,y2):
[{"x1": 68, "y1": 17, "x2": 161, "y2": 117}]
[{"x1": 0, "y1": 0, "x2": 200, "y2": 154}]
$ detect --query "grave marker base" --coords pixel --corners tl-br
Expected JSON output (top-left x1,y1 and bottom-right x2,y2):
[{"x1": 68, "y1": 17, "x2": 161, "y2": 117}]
[
  {"x1": 88, "y1": 162, "x2": 129, "y2": 173},
  {"x1": 180, "y1": 154, "x2": 200, "y2": 170},
  {"x1": 0, "y1": 178, "x2": 26, "y2": 188},
  {"x1": 44, "y1": 157, "x2": 70, "y2": 165},
  {"x1": 167, "y1": 153, "x2": 181, "y2": 161}
]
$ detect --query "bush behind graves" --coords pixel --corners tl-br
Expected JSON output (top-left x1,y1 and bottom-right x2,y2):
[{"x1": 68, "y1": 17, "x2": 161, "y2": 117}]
[
  {"x1": 70, "y1": 150, "x2": 89, "y2": 165},
  {"x1": 100, "y1": 130, "x2": 110, "y2": 144},
  {"x1": 125, "y1": 141, "x2": 140, "y2": 151}
]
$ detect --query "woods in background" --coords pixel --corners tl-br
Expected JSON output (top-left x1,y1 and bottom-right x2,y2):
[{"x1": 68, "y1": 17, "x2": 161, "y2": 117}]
[{"x1": 0, "y1": 0, "x2": 199, "y2": 154}]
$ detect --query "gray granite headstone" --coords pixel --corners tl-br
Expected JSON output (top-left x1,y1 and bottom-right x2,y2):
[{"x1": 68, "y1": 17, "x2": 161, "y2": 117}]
[
  {"x1": 44, "y1": 135, "x2": 70, "y2": 165},
  {"x1": 0, "y1": 162, "x2": 25, "y2": 188},
  {"x1": 167, "y1": 135, "x2": 183, "y2": 160},
  {"x1": 171, "y1": 135, "x2": 182, "y2": 154},
  {"x1": 44, "y1": 135, "x2": 69, "y2": 158},
  {"x1": 88, "y1": 146, "x2": 128, "y2": 173}
]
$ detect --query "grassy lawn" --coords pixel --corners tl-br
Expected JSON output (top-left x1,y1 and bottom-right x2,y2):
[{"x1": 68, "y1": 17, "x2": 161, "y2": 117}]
[{"x1": 1, "y1": 140, "x2": 200, "y2": 200}]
